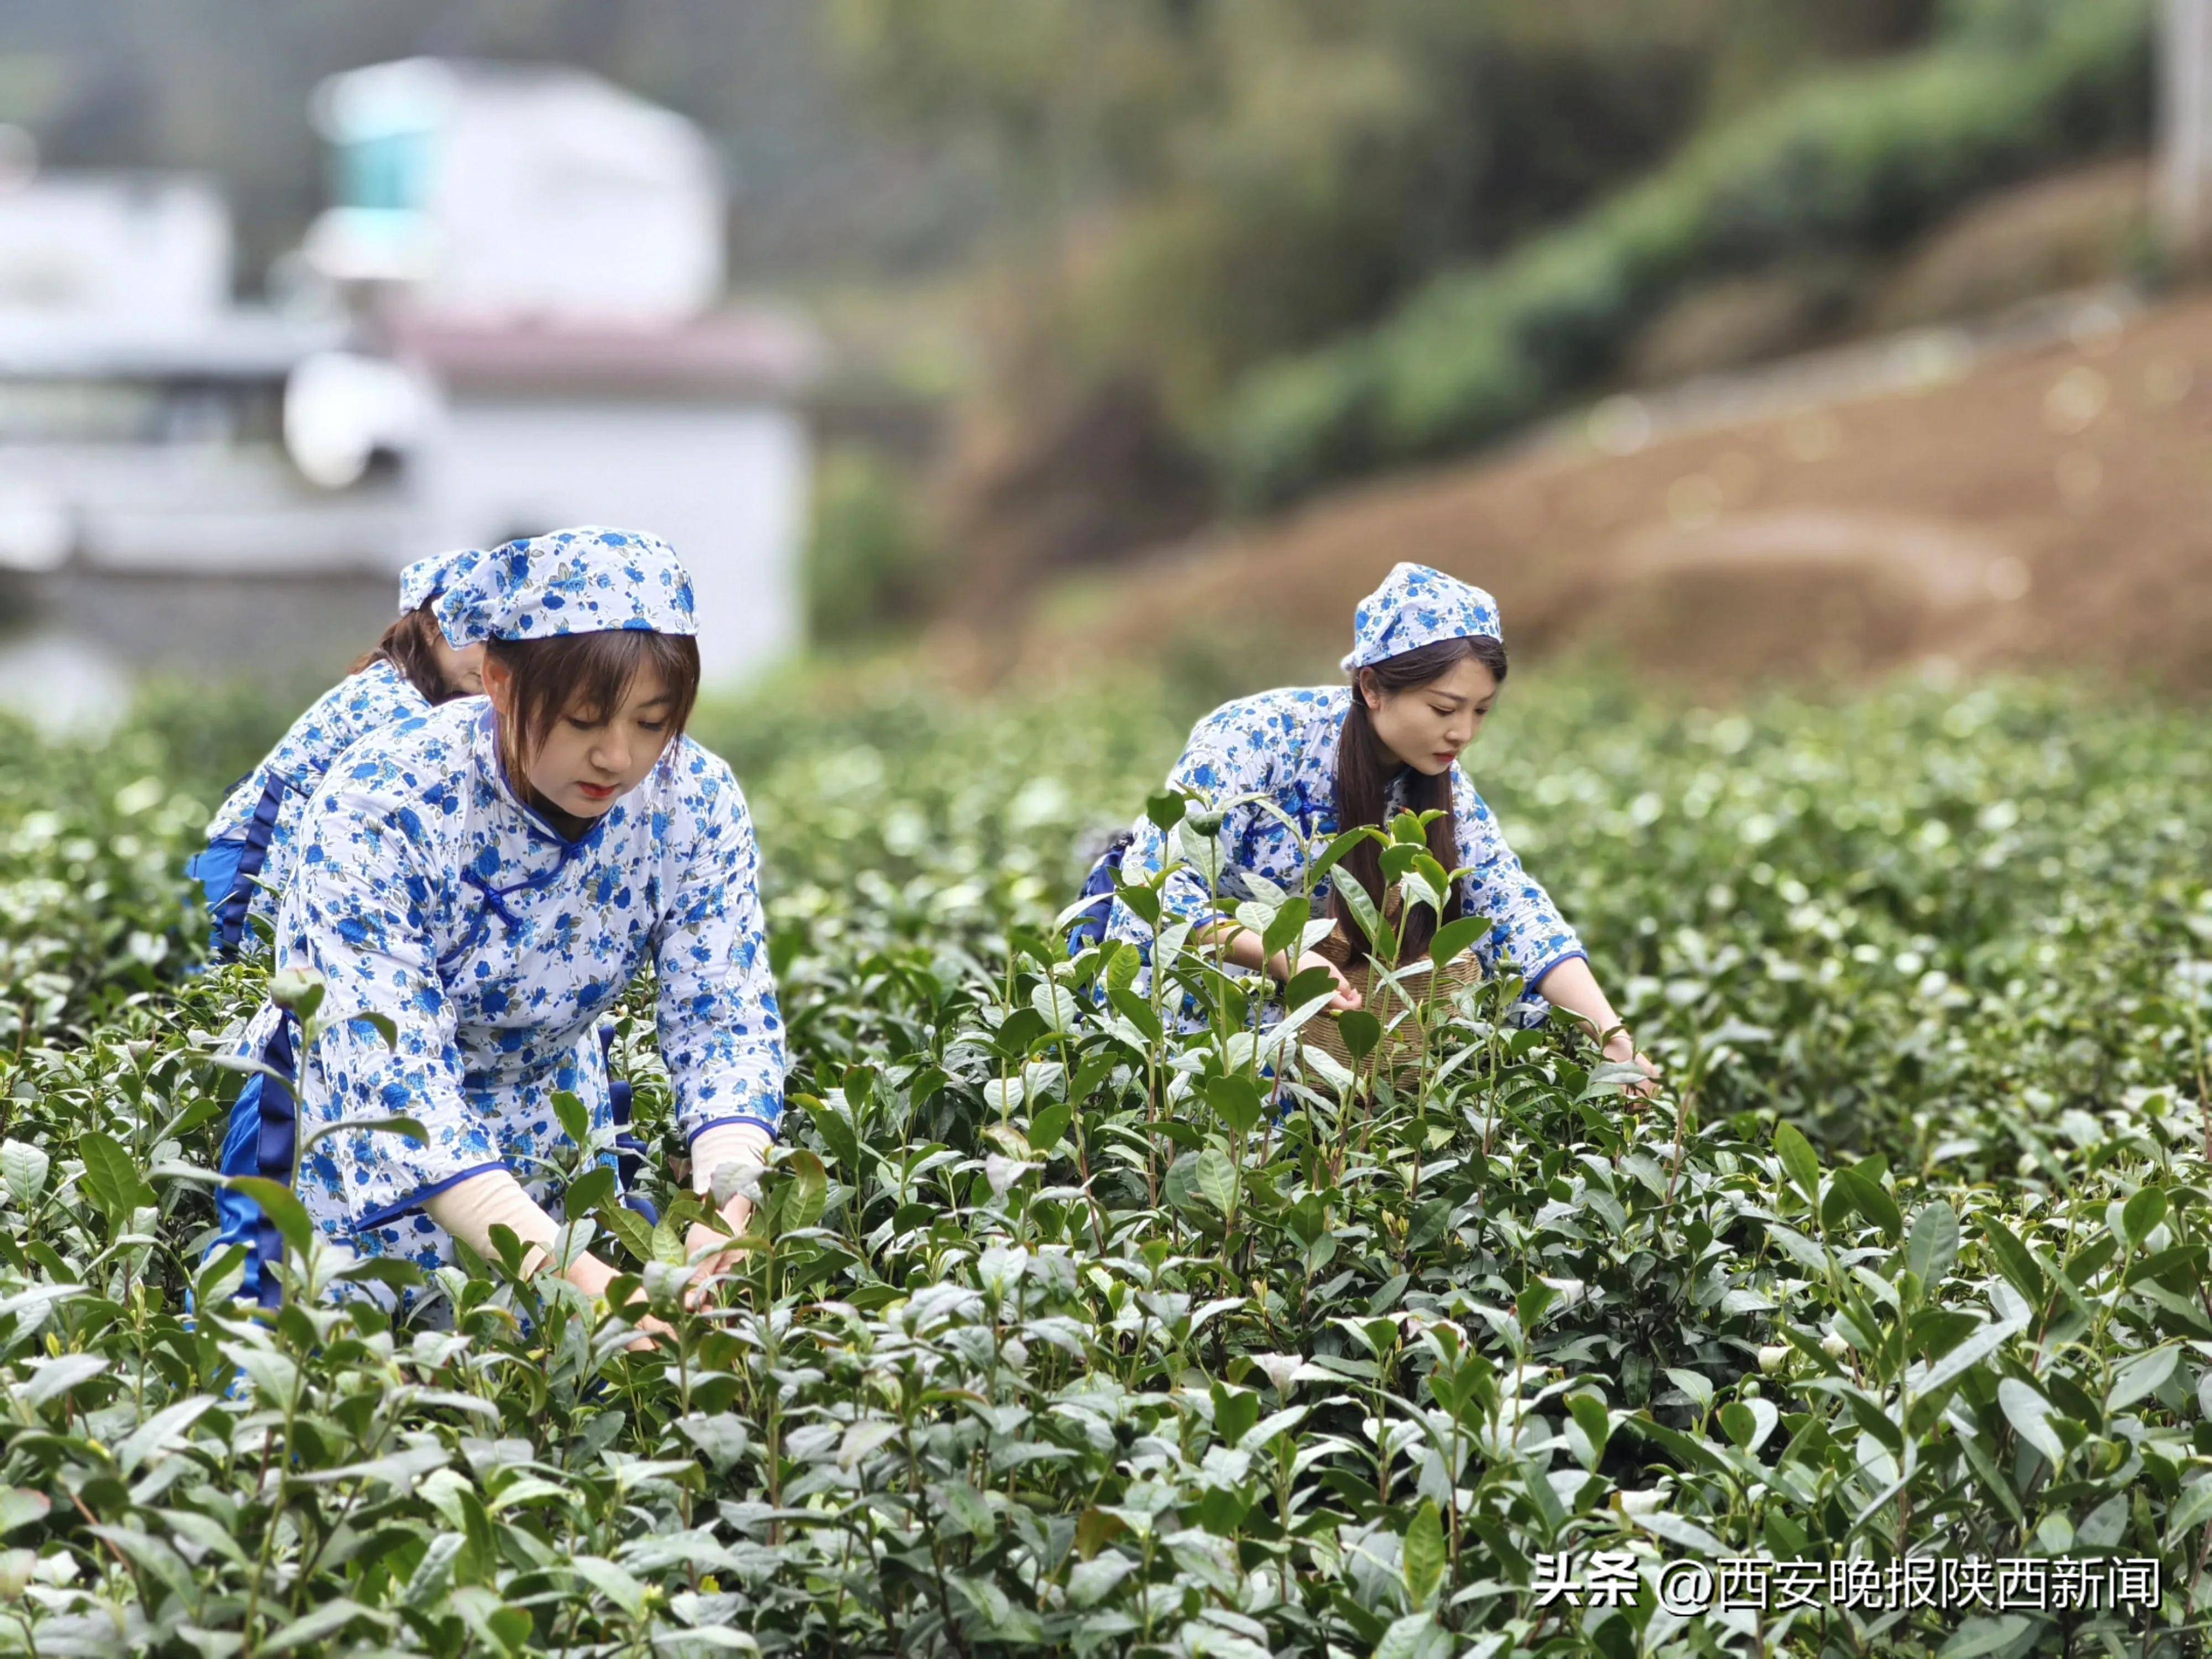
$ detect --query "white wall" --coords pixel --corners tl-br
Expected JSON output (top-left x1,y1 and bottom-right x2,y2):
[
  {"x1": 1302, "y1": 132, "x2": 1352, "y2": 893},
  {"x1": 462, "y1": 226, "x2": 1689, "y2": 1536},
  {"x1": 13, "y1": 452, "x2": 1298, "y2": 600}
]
[
  {"x1": 421, "y1": 399, "x2": 807, "y2": 682},
  {"x1": 426, "y1": 81, "x2": 723, "y2": 325},
  {"x1": 311, "y1": 60, "x2": 725, "y2": 326},
  {"x1": 0, "y1": 175, "x2": 231, "y2": 321}
]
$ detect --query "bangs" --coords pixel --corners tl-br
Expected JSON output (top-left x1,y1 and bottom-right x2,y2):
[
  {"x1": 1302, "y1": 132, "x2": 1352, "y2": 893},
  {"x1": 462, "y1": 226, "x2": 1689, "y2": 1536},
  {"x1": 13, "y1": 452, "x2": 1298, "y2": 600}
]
[
  {"x1": 488, "y1": 629, "x2": 703, "y2": 761},
  {"x1": 1359, "y1": 634, "x2": 1506, "y2": 691}
]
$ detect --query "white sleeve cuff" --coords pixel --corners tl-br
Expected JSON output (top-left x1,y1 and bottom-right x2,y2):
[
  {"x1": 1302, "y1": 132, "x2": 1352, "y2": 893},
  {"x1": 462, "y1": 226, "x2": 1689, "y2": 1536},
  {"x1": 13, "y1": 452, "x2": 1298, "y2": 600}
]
[
  {"x1": 691, "y1": 1121, "x2": 775, "y2": 1198},
  {"x1": 422, "y1": 1170, "x2": 562, "y2": 1270}
]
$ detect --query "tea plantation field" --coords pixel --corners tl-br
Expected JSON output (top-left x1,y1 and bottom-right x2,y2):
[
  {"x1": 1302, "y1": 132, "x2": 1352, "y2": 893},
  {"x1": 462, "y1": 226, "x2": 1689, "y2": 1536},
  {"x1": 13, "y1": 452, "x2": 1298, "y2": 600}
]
[{"x1": 2, "y1": 670, "x2": 2209, "y2": 1657}]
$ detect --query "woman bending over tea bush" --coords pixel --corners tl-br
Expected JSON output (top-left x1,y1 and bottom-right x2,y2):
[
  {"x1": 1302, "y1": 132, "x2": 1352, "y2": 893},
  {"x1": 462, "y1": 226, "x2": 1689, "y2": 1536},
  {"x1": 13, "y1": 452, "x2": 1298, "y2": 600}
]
[
  {"x1": 188, "y1": 547, "x2": 488, "y2": 956},
  {"x1": 1096, "y1": 562, "x2": 1655, "y2": 1084},
  {"x1": 210, "y1": 528, "x2": 786, "y2": 1320}
]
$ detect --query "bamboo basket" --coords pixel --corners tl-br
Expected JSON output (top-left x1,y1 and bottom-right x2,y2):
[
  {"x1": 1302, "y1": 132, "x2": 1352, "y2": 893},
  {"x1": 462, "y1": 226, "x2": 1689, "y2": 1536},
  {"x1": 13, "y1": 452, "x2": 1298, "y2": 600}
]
[{"x1": 1302, "y1": 898, "x2": 1484, "y2": 1076}]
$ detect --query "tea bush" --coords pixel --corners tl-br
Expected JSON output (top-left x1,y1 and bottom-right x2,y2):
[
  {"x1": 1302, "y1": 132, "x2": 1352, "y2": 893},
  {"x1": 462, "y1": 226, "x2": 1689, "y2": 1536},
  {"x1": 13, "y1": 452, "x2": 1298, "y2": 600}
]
[{"x1": 3, "y1": 670, "x2": 2210, "y2": 1656}]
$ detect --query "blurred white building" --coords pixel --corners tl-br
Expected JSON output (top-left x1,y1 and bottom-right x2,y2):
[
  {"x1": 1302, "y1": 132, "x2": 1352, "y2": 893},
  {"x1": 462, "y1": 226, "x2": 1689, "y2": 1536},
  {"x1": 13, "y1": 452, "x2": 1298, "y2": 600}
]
[
  {"x1": 0, "y1": 147, "x2": 367, "y2": 644},
  {"x1": 0, "y1": 64, "x2": 816, "y2": 708},
  {"x1": 305, "y1": 58, "x2": 724, "y2": 326},
  {"x1": 0, "y1": 168, "x2": 232, "y2": 323}
]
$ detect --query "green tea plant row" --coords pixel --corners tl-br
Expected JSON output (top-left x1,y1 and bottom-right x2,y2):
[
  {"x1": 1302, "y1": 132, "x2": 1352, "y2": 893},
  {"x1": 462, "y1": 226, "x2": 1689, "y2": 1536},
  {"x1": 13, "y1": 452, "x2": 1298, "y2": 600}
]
[{"x1": 1, "y1": 671, "x2": 2209, "y2": 1657}]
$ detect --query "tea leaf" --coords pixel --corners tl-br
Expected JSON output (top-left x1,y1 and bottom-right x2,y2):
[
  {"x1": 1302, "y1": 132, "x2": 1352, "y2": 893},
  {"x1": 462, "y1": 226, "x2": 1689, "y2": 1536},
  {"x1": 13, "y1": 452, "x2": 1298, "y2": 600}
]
[
  {"x1": 1401, "y1": 1499, "x2": 1446, "y2": 1607},
  {"x1": 775, "y1": 1149, "x2": 829, "y2": 1234},
  {"x1": 1335, "y1": 1009, "x2": 1381, "y2": 1065},
  {"x1": 2167, "y1": 1478, "x2": 2212, "y2": 1545},
  {"x1": 1773, "y1": 1123, "x2": 1820, "y2": 1209},
  {"x1": 1194, "y1": 1148, "x2": 1238, "y2": 1214},
  {"x1": 1979, "y1": 1217, "x2": 2046, "y2": 1304},
  {"x1": 800, "y1": 1093, "x2": 863, "y2": 1173},
  {"x1": 1938, "y1": 1617, "x2": 2035, "y2": 1659},
  {"x1": 1068, "y1": 1552, "x2": 1135, "y2": 1608},
  {"x1": 1027, "y1": 1099, "x2": 1074, "y2": 1154},
  {"x1": 553, "y1": 1090, "x2": 591, "y2": 1149},
  {"x1": 1375, "y1": 1611, "x2": 1448, "y2": 1659},
  {"x1": 1427, "y1": 915, "x2": 1487, "y2": 968},
  {"x1": 78, "y1": 1130, "x2": 152, "y2": 1219},
  {"x1": 1206, "y1": 1074, "x2": 1265, "y2": 1138},
  {"x1": 1627, "y1": 1507, "x2": 1729, "y2": 1556},
  {"x1": 1906, "y1": 1199, "x2": 1958, "y2": 1283},
  {"x1": 1997, "y1": 1378, "x2": 2067, "y2": 1467},
  {"x1": 20, "y1": 1353, "x2": 108, "y2": 1406},
  {"x1": 2120, "y1": 1185, "x2": 2168, "y2": 1250},
  {"x1": 567, "y1": 1556, "x2": 650, "y2": 1620},
  {"x1": 1834, "y1": 1165, "x2": 1902, "y2": 1243},
  {"x1": 262, "y1": 1598, "x2": 380, "y2": 1652},
  {"x1": 2108, "y1": 1344, "x2": 2178, "y2": 1412},
  {"x1": 1, "y1": 1140, "x2": 50, "y2": 1207}
]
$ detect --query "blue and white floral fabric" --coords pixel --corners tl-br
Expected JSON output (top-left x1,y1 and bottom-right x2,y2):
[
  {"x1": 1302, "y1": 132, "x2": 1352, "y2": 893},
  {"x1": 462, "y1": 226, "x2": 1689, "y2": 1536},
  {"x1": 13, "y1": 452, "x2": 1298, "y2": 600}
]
[
  {"x1": 194, "y1": 545, "x2": 488, "y2": 947},
  {"x1": 230, "y1": 697, "x2": 786, "y2": 1291},
  {"x1": 435, "y1": 526, "x2": 696, "y2": 646},
  {"x1": 398, "y1": 545, "x2": 483, "y2": 615},
  {"x1": 1103, "y1": 685, "x2": 1583, "y2": 1024},
  {"x1": 1342, "y1": 562, "x2": 1502, "y2": 672},
  {"x1": 193, "y1": 660, "x2": 442, "y2": 945}
]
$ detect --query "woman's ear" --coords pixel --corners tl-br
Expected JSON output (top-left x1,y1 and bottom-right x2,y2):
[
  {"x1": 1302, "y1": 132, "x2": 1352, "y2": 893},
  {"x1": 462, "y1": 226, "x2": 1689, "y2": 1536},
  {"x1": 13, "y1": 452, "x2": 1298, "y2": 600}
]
[
  {"x1": 479, "y1": 653, "x2": 512, "y2": 716},
  {"x1": 1357, "y1": 669, "x2": 1382, "y2": 713},
  {"x1": 478, "y1": 655, "x2": 529, "y2": 775}
]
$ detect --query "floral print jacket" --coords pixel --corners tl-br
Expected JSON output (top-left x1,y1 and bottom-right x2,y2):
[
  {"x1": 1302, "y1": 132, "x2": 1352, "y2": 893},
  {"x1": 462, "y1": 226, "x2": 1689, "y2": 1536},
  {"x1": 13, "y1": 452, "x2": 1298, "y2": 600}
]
[
  {"x1": 234, "y1": 698, "x2": 786, "y2": 1234},
  {"x1": 198, "y1": 660, "x2": 433, "y2": 939}
]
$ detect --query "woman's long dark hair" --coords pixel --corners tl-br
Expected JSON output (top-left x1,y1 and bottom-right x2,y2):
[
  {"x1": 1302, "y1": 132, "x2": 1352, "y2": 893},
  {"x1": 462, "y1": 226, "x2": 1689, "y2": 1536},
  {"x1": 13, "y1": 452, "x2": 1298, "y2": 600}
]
[
  {"x1": 351, "y1": 606, "x2": 461, "y2": 702},
  {"x1": 1332, "y1": 634, "x2": 1509, "y2": 965}
]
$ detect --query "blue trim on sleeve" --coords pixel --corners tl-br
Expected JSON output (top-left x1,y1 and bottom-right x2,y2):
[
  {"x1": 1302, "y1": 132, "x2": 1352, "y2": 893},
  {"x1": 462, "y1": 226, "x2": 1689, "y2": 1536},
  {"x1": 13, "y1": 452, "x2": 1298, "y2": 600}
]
[
  {"x1": 355, "y1": 1161, "x2": 513, "y2": 1230},
  {"x1": 686, "y1": 1114, "x2": 782, "y2": 1148},
  {"x1": 212, "y1": 773, "x2": 294, "y2": 956},
  {"x1": 1527, "y1": 950, "x2": 1589, "y2": 994}
]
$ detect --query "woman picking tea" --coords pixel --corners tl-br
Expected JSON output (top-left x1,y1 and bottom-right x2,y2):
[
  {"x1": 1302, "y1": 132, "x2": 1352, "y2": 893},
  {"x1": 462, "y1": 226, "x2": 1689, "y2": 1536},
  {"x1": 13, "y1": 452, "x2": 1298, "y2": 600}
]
[
  {"x1": 211, "y1": 528, "x2": 785, "y2": 1313},
  {"x1": 1094, "y1": 562, "x2": 1655, "y2": 1087}
]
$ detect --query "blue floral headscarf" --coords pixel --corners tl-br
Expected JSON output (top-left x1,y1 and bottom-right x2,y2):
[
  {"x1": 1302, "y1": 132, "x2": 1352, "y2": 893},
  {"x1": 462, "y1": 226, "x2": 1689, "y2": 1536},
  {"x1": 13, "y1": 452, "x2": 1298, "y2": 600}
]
[
  {"x1": 1342, "y1": 562, "x2": 1503, "y2": 674},
  {"x1": 434, "y1": 526, "x2": 697, "y2": 646},
  {"x1": 396, "y1": 546, "x2": 484, "y2": 617}
]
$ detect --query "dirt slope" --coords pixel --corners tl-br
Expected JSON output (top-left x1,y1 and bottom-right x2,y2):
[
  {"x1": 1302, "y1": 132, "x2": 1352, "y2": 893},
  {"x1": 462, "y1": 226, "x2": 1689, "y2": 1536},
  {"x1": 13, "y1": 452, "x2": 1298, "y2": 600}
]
[{"x1": 1003, "y1": 288, "x2": 2212, "y2": 697}]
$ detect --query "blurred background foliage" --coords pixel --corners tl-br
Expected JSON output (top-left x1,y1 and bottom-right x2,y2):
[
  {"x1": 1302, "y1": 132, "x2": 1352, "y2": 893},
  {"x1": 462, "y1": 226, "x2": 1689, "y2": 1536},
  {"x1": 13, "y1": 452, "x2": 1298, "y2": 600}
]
[
  {"x1": 0, "y1": 0, "x2": 2171, "y2": 659},
  {"x1": 1220, "y1": 0, "x2": 2151, "y2": 507},
  {"x1": 831, "y1": 0, "x2": 1959, "y2": 404},
  {"x1": 817, "y1": 0, "x2": 2156, "y2": 630},
  {"x1": 803, "y1": 445, "x2": 946, "y2": 646}
]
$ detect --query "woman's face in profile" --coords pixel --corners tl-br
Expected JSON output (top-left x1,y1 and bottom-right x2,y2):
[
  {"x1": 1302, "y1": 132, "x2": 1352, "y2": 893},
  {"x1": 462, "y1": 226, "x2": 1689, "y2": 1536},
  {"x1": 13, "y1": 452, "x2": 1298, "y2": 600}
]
[
  {"x1": 434, "y1": 639, "x2": 486, "y2": 698},
  {"x1": 1365, "y1": 656, "x2": 1500, "y2": 777}
]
